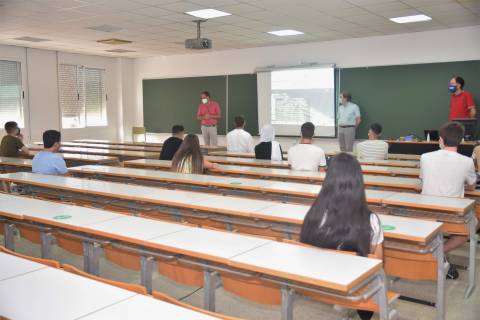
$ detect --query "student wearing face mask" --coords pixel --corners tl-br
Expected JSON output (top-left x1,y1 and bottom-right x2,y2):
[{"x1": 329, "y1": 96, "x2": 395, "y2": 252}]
[
  {"x1": 448, "y1": 76, "x2": 476, "y2": 121},
  {"x1": 197, "y1": 91, "x2": 221, "y2": 146},
  {"x1": 337, "y1": 91, "x2": 361, "y2": 152}
]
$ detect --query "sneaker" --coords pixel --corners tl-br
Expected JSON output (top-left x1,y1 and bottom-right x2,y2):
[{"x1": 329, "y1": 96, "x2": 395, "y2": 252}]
[{"x1": 446, "y1": 264, "x2": 459, "y2": 280}]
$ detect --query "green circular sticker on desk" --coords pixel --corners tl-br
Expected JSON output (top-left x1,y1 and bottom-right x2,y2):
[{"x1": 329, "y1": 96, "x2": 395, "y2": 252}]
[
  {"x1": 383, "y1": 225, "x2": 396, "y2": 231},
  {"x1": 230, "y1": 182, "x2": 242, "y2": 185},
  {"x1": 53, "y1": 215, "x2": 72, "y2": 220}
]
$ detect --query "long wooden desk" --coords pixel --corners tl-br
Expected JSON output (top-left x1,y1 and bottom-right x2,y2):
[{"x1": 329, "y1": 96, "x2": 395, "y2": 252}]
[
  {"x1": 22, "y1": 152, "x2": 119, "y2": 167},
  {"x1": 0, "y1": 252, "x2": 218, "y2": 320},
  {"x1": 1, "y1": 171, "x2": 475, "y2": 304},
  {"x1": 123, "y1": 159, "x2": 420, "y2": 192},
  {"x1": 207, "y1": 151, "x2": 420, "y2": 168},
  {"x1": 1, "y1": 156, "x2": 118, "y2": 173},
  {"x1": 27, "y1": 146, "x2": 159, "y2": 161},
  {"x1": 60, "y1": 141, "x2": 162, "y2": 152},
  {"x1": 0, "y1": 194, "x2": 390, "y2": 320},
  {"x1": 71, "y1": 139, "x2": 227, "y2": 153}
]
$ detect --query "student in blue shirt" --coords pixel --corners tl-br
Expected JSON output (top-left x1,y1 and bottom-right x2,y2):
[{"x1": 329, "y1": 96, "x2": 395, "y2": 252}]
[{"x1": 32, "y1": 130, "x2": 68, "y2": 175}]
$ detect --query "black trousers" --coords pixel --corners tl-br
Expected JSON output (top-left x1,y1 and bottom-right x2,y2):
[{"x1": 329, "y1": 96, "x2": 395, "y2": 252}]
[{"x1": 357, "y1": 310, "x2": 374, "y2": 320}]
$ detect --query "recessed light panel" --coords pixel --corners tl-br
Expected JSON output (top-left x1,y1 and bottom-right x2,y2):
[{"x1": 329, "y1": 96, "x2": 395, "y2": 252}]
[
  {"x1": 185, "y1": 9, "x2": 231, "y2": 19},
  {"x1": 268, "y1": 29, "x2": 304, "y2": 36},
  {"x1": 390, "y1": 14, "x2": 432, "y2": 24}
]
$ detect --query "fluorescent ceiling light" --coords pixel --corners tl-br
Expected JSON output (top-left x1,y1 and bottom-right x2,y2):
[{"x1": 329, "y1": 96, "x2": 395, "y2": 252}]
[
  {"x1": 268, "y1": 29, "x2": 304, "y2": 36},
  {"x1": 185, "y1": 9, "x2": 231, "y2": 19},
  {"x1": 390, "y1": 14, "x2": 431, "y2": 23}
]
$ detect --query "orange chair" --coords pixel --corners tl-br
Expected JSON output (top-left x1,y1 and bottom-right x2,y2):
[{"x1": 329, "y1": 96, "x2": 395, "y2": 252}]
[
  {"x1": 0, "y1": 245, "x2": 60, "y2": 268},
  {"x1": 152, "y1": 291, "x2": 242, "y2": 320},
  {"x1": 62, "y1": 263, "x2": 147, "y2": 295}
]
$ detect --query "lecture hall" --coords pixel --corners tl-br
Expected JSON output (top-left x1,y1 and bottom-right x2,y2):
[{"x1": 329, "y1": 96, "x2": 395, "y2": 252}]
[{"x1": 0, "y1": 0, "x2": 479, "y2": 319}]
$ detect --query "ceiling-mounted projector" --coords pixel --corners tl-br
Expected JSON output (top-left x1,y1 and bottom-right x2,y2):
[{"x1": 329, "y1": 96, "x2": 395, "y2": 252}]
[{"x1": 185, "y1": 20, "x2": 212, "y2": 50}]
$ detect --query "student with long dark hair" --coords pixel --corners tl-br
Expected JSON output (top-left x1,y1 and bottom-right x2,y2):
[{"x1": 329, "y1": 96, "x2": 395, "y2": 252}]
[
  {"x1": 300, "y1": 153, "x2": 383, "y2": 320},
  {"x1": 171, "y1": 134, "x2": 217, "y2": 174}
]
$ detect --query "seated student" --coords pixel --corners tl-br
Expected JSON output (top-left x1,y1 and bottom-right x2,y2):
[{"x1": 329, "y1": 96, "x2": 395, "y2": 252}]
[
  {"x1": 300, "y1": 153, "x2": 383, "y2": 320},
  {"x1": 254, "y1": 125, "x2": 283, "y2": 161},
  {"x1": 226, "y1": 115, "x2": 254, "y2": 153},
  {"x1": 288, "y1": 122, "x2": 326, "y2": 171},
  {"x1": 171, "y1": 134, "x2": 218, "y2": 174},
  {"x1": 159, "y1": 125, "x2": 185, "y2": 160},
  {"x1": 419, "y1": 121, "x2": 477, "y2": 279},
  {"x1": 32, "y1": 130, "x2": 68, "y2": 175},
  {"x1": 355, "y1": 123, "x2": 389, "y2": 160},
  {"x1": 0, "y1": 121, "x2": 29, "y2": 157},
  {"x1": 470, "y1": 144, "x2": 480, "y2": 172}
]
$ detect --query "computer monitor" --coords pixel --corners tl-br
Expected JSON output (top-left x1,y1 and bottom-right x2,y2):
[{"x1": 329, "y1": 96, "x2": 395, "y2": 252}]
[
  {"x1": 424, "y1": 130, "x2": 439, "y2": 141},
  {"x1": 453, "y1": 118, "x2": 477, "y2": 141}
]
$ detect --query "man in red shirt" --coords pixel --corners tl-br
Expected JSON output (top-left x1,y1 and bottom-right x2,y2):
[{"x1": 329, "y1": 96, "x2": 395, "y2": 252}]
[
  {"x1": 448, "y1": 76, "x2": 476, "y2": 121},
  {"x1": 197, "y1": 91, "x2": 221, "y2": 146}
]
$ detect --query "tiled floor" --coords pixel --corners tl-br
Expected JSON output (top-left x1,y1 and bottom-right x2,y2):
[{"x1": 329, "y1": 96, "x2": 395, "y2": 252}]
[{"x1": 3, "y1": 233, "x2": 479, "y2": 320}]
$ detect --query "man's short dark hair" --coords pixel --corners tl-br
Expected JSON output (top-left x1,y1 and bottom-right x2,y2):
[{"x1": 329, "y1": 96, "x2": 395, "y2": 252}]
[
  {"x1": 370, "y1": 123, "x2": 383, "y2": 135},
  {"x1": 4, "y1": 121, "x2": 18, "y2": 134},
  {"x1": 453, "y1": 76, "x2": 465, "y2": 89},
  {"x1": 43, "y1": 130, "x2": 61, "y2": 148},
  {"x1": 440, "y1": 122, "x2": 464, "y2": 147},
  {"x1": 201, "y1": 91, "x2": 210, "y2": 98},
  {"x1": 172, "y1": 125, "x2": 184, "y2": 135},
  {"x1": 301, "y1": 122, "x2": 315, "y2": 139},
  {"x1": 234, "y1": 115, "x2": 245, "y2": 128},
  {"x1": 341, "y1": 91, "x2": 352, "y2": 102}
]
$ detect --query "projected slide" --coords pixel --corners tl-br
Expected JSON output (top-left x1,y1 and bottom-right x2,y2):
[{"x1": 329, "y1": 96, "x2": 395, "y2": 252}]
[{"x1": 271, "y1": 68, "x2": 335, "y2": 127}]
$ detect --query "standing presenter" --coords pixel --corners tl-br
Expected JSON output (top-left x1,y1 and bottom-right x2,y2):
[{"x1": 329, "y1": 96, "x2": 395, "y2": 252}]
[{"x1": 197, "y1": 91, "x2": 221, "y2": 146}]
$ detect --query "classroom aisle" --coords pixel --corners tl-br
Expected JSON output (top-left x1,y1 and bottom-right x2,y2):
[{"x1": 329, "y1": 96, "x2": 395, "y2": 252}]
[{"x1": 3, "y1": 233, "x2": 479, "y2": 320}]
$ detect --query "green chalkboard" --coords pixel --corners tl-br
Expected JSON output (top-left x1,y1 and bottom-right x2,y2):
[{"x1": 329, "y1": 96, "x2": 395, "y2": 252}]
[
  {"x1": 143, "y1": 74, "x2": 258, "y2": 136},
  {"x1": 143, "y1": 76, "x2": 227, "y2": 134},
  {"x1": 340, "y1": 60, "x2": 480, "y2": 139},
  {"x1": 228, "y1": 74, "x2": 259, "y2": 135}
]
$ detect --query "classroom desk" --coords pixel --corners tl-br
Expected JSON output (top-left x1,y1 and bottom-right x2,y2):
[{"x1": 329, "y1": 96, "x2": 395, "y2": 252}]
[
  {"x1": 0, "y1": 266, "x2": 136, "y2": 320},
  {"x1": 207, "y1": 151, "x2": 420, "y2": 168},
  {"x1": 0, "y1": 254, "x2": 219, "y2": 320},
  {"x1": 387, "y1": 140, "x2": 475, "y2": 156},
  {"x1": 0, "y1": 194, "x2": 390, "y2": 320},
  {"x1": 123, "y1": 159, "x2": 420, "y2": 192},
  {"x1": 71, "y1": 139, "x2": 227, "y2": 154},
  {"x1": 24, "y1": 152, "x2": 119, "y2": 167},
  {"x1": 0, "y1": 251, "x2": 46, "y2": 281},
  {"x1": 61, "y1": 141, "x2": 162, "y2": 152},
  {"x1": 0, "y1": 156, "x2": 32, "y2": 173},
  {"x1": 1, "y1": 155, "x2": 118, "y2": 173},
  {"x1": 27, "y1": 146, "x2": 159, "y2": 161}
]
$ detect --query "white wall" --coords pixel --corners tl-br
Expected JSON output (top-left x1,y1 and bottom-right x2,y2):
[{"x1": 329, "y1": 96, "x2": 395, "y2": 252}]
[
  {"x1": 0, "y1": 44, "x2": 133, "y2": 143},
  {"x1": 133, "y1": 26, "x2": 480, "y2": 131}
]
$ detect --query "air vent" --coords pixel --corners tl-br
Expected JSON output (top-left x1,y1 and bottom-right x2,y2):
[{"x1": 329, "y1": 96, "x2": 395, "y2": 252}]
[
  {"x1": 97, "y1": 39, "x2": 132, "y2": 45},
  {"x1": 13, "y1": 36, "x2": 50, "y2": 42},
  {"x1": 105, "y1": 49, "x2": 135, "y2": 53},
  {"x1": 88, "y1": 25, "x2": 123, "y2": 32}
]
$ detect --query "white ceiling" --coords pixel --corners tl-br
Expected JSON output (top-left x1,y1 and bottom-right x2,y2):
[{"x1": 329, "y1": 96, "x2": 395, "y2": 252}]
[{"x1": 0, "y1": 0, "x2": 479, "y2": 58}]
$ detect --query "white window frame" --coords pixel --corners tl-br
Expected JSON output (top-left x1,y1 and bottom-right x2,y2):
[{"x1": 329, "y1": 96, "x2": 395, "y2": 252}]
[
  {"x1": 59, "y1": 64, "x2": 108, "y2": 129},
  {"x1": 0, "y1": 58, "x2": 27, "y2": 132}
]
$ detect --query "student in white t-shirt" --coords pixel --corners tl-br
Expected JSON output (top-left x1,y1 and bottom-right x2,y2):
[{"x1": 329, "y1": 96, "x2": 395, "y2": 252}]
[
  {"x1": 226, "y1": 115, "x2": 254, "y2": 153},
  {"x1": 419, "y1": 121, "x2": 477, "y2": 279},
  {"x1": 300, "y1": 153, "x2": 382, "y2": 320},
  {"x1": 288, "y1": 122, "x2": 326, "y2": 171},
  {"x1": 355, "y1": 123, "x2": 389, "y2": 160}
]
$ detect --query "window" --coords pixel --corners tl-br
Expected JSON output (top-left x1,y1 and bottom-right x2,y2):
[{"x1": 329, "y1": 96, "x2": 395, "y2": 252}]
[
  {"x1": 59, "y1": 64, "x2": 107, "y2": 128},
  {"x1": 0, "y1": 60, "x2": 24, "y2": 128}
]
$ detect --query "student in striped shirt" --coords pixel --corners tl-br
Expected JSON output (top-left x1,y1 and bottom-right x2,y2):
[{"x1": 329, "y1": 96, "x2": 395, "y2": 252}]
[{"x1": 355, "y1": 123, "x2": 389, "y2": 160}]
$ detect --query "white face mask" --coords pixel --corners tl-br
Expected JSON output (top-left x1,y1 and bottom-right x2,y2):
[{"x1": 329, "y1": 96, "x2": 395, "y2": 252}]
[
  {"x1": 339, "y1": 97, "x2": 343, "y2": 104},
  {"x1": 202, "y1": 98, "x2": 208, "y2": 104}
]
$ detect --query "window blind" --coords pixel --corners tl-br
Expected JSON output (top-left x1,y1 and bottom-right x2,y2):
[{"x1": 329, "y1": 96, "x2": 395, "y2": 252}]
[{"x1": 0, "y1": 60, "x2": 23, "y2": 128}]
